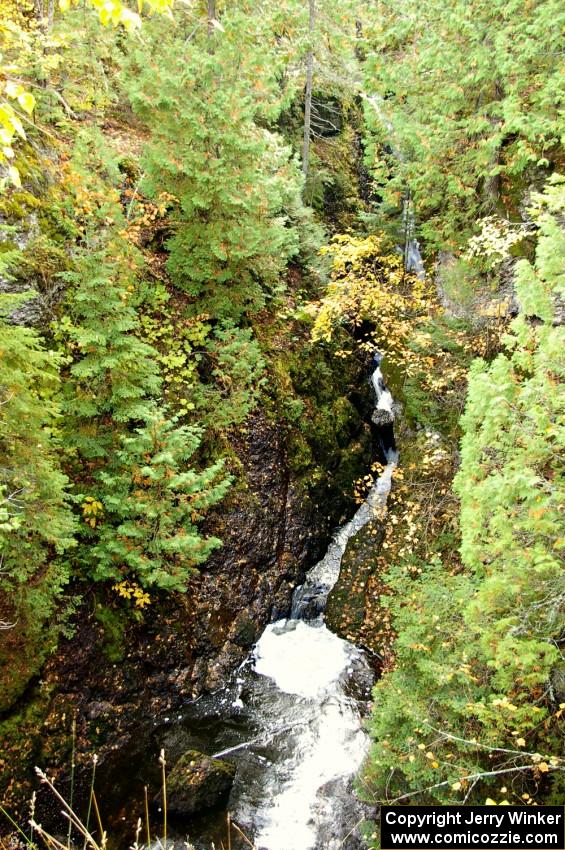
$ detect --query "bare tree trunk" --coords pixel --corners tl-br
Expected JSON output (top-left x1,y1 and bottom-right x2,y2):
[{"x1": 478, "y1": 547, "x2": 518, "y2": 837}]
[
  {"x1": 301, "y1": 0, "x2": 316, "y2": 178},
  {"x1": 207, "y1": 0, "x2": 216, "y2": 39},
  {"x1": 484, "y1": 80, "x2": 504, "y2": 208},
  {"x1": 47, "y1": 0, "x2": 55, "y2": 30}
]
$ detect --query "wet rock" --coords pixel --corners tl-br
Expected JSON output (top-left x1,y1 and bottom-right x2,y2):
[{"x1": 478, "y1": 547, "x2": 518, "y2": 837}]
[
  {"x1": 269, "y1": 579, "x2": 295, "y2": 620},
  {"x1": 371, "y1": 408, "x2": 394, "y2": 426},
  {"x1": 5, "y1": 370, "x2": 372, "y2": 818},
  {"x1": 326, "y1": 517, "x2": 387, "y2": 648},
  {"x1": 203, "y1": 643, "x2": 247, "y2": 691},
  {"x1": 291, "y1": 581, "x2": 329, "y2": 620},
  {"x1": 314, "y1": 776, "x2": 374, "y2": 850},
  {"x1": 231, "y1": 613, "x2": 259, "y2": 648},
  {"x1": 160, "y1": 750, "x2": 236, "y2": 816}
]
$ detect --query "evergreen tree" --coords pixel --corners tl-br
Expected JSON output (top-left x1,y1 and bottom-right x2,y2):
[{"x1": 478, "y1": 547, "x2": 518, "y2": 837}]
[
  {"x1": 362, "y1": 0, "x2": 565, "y2": 249},
  {"x1": 59, "y1": 137, "x2": 233, "y2": 591},
  {"x1": 456, "y1": 176, "x2": 565, "y2": 692},
  {"x1": 0, "y1": 241, "x2": 75, "y2": 615},
  {"x1": 63, "y1": 242, "x2": 233, "y2": 590},
  {"x1": 91, "y1": 416, "x2": 231, "y2": 590},
  {"x1": 125, "y1": 9, "x2": 304, "y2": 318},
  {"x1": 62, "y1": 246, "x2": 161, "y2": 460},
  {"x1": 0, "y1": 272, "x2": 76, "y2": 705}
]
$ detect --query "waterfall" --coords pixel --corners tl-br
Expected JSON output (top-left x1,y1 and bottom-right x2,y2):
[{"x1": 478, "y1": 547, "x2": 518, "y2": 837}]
[
  {"x1": 146, "y1": 359, "x2": 398, "y2": 850},
  {"x1": 403, "y1": 195, "x2": 425, "y2": 279},
  {"x1": 238, "y1": 359, "x2": 397, "y2": 849},
  {"x1": 363, "y1": 93, "x2": 426, "y2": 278}
]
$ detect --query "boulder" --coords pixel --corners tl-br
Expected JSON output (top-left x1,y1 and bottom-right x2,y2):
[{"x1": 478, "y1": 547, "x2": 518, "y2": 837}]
[
  {"x1": 162, "y1": 750, "x2": 235, "y2": 816},
  {"x1": 371, "y1": 408, "x2": 394, "y2": 426}
]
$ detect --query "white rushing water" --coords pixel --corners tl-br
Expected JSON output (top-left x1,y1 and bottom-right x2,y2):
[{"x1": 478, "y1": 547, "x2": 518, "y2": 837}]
[
  {"x1": 371, "y1": 365, "x2": 394, "y2": 419},
  {"x1": 250, "y1": 620, "x2": 370, "y2": 850},
  {"x1": 402, "y1": 196, "x2": 425, "y2": 279},
  {"x1": 254, "y1": 620, "x2": 354, "y2": 699}
]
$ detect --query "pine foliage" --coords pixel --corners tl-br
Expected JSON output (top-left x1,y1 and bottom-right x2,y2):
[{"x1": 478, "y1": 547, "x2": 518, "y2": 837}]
[
  {"x1": 90, "y1": 416, "x2": 231, "y2": 590},
  {"x1": 456, "y1": 176, "x2": 565, "y2": 692},
  {"x1": 0, "y1": 242, "x2": 75, "y2": 605},
  {"x1": 0, "y1": 277, "x2": 76, "y2": 696},
  {"x1": 126, "y1": 12, "x2": 304, "y2": 318},
  {"x1": 62, "y1": 247, "x2": 161, "y2": 459},
  {"x1": 363, "y1": 0, "x2": 565, "y2": 247}
]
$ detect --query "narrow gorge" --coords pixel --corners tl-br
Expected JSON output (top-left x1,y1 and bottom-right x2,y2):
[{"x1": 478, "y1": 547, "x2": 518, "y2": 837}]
[{"x1": 0, "y1": 1, "x2": 563, "y2": 847}]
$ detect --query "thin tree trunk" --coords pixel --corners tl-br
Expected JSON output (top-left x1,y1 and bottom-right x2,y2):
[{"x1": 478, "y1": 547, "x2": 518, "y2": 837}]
[
  {"x1": 207, "y1": 0, "x2": 216, "y2": 39},
  {"x1": 483, "y1": 80, "x2": 504, "y2": 208},
  {"x1": 355, "y1": 19, "x2": 365, "y2": 61},
  {"x1": 47, "y1": 0, "x2": 55, "y2": 31},
  {"x1": 302, "y1": 0, "x2": 316, "y2": 178}
]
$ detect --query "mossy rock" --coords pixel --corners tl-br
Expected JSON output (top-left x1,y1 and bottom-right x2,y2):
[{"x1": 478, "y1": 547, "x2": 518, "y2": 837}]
[
  {"x1": 160, "y1": 750, "x2": 236, "y2": 816},
  {"x1": 0, "y1": 592, "x2": 61, "y2": 713},
  {"x1": 326, "y1": 517, "x2": 386, "y2": 642}
]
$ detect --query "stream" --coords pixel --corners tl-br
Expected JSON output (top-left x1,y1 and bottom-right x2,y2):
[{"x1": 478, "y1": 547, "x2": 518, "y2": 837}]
[{"x1": 138, "y1": 360, "x2": 398, "y2": 850}]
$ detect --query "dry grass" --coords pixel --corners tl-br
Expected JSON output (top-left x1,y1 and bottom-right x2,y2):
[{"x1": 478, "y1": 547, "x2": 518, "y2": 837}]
[{"x1": 0, "y1": 751, "x2": 257, "y2": 850}]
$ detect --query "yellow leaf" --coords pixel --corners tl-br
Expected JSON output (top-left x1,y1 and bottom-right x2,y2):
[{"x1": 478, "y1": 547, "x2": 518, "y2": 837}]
[
  {"x1": 17, "y1": 92, "x2": 36, "y2": 115},
  {"x1": 10, "y1": 113, "x2": 25, "y2": 138},
  {"x1": 485, "y1": 798, "x2": 497, "y2": 806},
  {"x1": 8, "y1": 165, "x2": 21, "y2": 187},
  {"x1": 451, "y1": 782, "x2": 462, "y2": 791},
  {"x1": 516, "y1": 738, "x2": 526, "y2": 747},
  {"x1": 59, "y1": 0, "x2": 72, "y2": 9},
  {"x1": 538, "y1": 762, "x2": 549, "y2": 773},
  {"x1": 5, "y1": 81, "x2": 23, "y2": 99},
  {"x1": 120, "y1": 8, "x2": 142, "y2": 29}
]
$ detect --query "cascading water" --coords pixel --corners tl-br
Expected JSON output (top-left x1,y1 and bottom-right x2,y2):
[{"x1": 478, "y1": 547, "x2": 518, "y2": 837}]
[
  {"x1": 402, "y1": 195, "x2": 425, "y2": 279},
  {"x1": 363, "y1": 94, "x2": 425, "y2": 278},
  {"x1": 153, "y1": 359, "x2": 398, "y2": 850}
]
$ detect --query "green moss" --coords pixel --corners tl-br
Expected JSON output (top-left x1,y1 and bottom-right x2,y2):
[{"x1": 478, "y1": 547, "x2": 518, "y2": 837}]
[
  {"x1": 0, "y1": 685, "x2": 53, "y2": 819},
  {"x1": 0, "y1": 190, "x2": 43, "y2": 221},
  {"x1": 0, "y1": 606, "x2": 64, "y2": 714},
  {"x1": 0, "y1": 240, "x2": 19, "y2": 254},
  {"x1": 118, "y1": 156, "x2": 141, "y2": 181},
  {"x1": 287, "y1": 430, "x2": 314, "y2": 474},
  {"x1": 259, "y1": 323, "x2": 371, "y2": 517},
  {"x1": 94, "y1": 603, "x2": 126, "y2": 663},
  {"x1": 385, "y1": 316, "x2": 473, "y2": 438}
]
